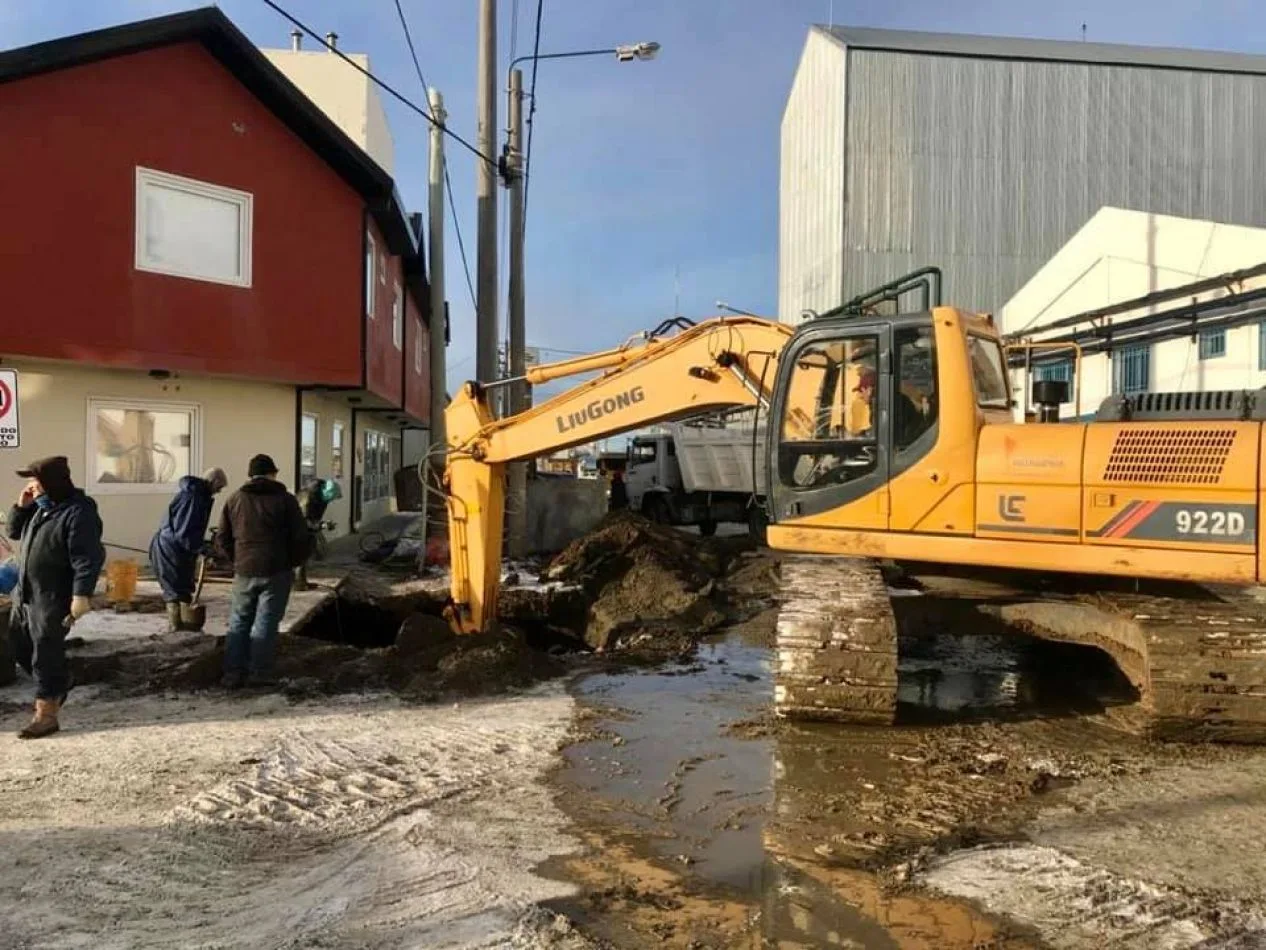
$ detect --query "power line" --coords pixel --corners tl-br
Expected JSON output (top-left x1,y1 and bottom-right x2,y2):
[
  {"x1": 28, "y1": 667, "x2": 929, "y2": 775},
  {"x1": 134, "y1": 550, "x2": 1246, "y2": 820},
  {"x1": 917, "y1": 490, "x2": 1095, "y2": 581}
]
[
  {"x1": 391, "y1": 0, "x2": 478, "y2": 310},
  {"x1": 522, "y1": 0, "x2": 544, "y2": 225},
  {"x1": 260, "y1": 0, "x2": 497, "y2": 169}
]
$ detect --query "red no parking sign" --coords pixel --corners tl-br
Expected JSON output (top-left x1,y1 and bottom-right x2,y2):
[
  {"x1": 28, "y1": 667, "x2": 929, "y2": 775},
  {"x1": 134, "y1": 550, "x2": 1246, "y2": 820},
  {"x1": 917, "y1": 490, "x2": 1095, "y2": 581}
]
[{"x1": 0, "y1": 370, "x2": 19, "y2": 449}]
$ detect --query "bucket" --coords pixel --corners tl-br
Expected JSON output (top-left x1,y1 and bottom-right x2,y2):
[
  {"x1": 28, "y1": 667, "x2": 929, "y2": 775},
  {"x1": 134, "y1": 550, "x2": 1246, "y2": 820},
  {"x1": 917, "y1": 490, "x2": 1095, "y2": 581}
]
[{"x1": 106, "y1": 558, "x2": 138, "y2": 605}]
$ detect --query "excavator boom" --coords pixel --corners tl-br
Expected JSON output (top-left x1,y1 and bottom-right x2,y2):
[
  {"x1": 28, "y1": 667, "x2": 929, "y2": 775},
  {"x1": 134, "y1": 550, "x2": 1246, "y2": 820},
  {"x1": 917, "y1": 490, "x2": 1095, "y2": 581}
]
[{"x1": 444, "y1": 316, "x2": 793, "y2": 633}]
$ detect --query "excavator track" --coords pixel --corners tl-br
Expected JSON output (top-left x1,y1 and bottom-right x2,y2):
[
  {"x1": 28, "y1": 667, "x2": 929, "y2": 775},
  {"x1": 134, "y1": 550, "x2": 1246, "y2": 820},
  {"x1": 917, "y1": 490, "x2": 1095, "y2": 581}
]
[
  {"x1": 774, "y1": 555, "x2": 1266, "y2": 741},
  {"x1": 773, "y1": 555, "x2": 898, "y2": 724},
  {"x1": 1090, "y1": 588, "x2": 1266, "y2": 743}
]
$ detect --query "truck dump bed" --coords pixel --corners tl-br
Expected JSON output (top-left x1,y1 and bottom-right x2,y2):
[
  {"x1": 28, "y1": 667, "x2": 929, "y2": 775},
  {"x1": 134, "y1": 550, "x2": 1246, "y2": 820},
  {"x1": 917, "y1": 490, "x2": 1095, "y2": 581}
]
[{"x1": 670, "y1": 423, "x2": 766, "y2": 496}]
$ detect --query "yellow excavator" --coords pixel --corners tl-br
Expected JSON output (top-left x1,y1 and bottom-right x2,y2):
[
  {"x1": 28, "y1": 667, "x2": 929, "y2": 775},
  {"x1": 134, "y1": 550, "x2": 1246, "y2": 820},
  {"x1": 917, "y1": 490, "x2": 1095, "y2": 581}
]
[{"x1": 443, "y1": 277, "x2": 1266, "y2": 737}]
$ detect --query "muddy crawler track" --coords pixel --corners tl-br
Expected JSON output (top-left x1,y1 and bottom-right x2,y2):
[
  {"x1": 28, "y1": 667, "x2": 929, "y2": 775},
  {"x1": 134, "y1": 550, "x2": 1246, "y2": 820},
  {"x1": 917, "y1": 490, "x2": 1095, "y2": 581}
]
[
  {"x1": 774, "y1": 556, "x2": 899, "y2": 724},
  {"x1": 1088, "y1": 587, "x2": 1266, "y2": 743},
  {"x1": 775, "y1": 550, "x2": 1266, "y2": 741}
]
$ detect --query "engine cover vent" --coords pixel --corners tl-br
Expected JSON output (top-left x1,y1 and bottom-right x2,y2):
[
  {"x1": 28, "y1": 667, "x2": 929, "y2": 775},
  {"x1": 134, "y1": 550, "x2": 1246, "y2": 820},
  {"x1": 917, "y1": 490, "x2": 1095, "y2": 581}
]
[{"x1": 1103, "y1": 427, "x2": 1236, "y2": 485}]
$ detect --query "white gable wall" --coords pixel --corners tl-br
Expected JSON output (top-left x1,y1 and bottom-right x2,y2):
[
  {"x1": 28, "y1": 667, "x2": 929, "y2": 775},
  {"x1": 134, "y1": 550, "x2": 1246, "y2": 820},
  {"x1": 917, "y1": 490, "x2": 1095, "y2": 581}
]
[{"x1": 1000, "y1": 207, "x2": 1266, "y2": 417}]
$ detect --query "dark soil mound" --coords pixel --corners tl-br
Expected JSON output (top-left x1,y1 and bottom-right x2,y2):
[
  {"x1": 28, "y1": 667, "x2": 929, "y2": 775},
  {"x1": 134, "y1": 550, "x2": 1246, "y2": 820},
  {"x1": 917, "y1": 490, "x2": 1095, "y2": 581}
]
[{"x1": 545, "y1": 512, "x2": 731, "y2": 652}]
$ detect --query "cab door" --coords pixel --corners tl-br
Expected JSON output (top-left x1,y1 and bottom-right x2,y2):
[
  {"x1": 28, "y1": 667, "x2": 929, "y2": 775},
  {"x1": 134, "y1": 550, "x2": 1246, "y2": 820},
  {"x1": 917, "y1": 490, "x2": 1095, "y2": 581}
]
[{"x1": 766, "y1": 321, "x2": 891, "y2": 530}]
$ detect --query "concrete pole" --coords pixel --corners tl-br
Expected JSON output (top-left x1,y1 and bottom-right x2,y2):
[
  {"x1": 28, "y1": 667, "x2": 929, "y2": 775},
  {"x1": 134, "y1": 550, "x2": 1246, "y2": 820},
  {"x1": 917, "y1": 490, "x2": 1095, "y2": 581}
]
[
  {"x1": 427, "y1": 88, "x2": 448, "y2": 452},
  {"x1": 506, "y1": 68, "x2": 528, "y2": 557},
  {"x1": 475, "y1": 0, "x2": 499, "y2": 407}
]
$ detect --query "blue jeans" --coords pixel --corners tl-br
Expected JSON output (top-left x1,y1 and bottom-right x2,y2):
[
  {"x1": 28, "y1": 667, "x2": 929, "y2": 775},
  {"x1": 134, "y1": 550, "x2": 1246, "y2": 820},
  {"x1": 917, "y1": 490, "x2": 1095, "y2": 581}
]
[{"x1": 224, "y1": 572, "x2": 292, "y2": 679}]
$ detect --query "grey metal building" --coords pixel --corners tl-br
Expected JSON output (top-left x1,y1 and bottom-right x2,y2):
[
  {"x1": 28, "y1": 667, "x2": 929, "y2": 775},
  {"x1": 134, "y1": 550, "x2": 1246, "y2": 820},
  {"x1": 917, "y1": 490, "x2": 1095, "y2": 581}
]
[{"x1": 780, "y1": 26, "x2": 1266, "y2": 323}]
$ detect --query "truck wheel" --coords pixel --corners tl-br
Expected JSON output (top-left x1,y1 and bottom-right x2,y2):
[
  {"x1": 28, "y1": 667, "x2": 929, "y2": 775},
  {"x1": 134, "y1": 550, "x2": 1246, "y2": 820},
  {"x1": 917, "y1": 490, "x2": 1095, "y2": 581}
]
[
  {"x1": 747, "y1": 505, "x2": 768, "y2": 544},
  {"x1": 698, "y1": 519, "x2": 718, "y2": 537},
  {"x1": 644, "y1": 496, "x2": 672, "y2": 525}
]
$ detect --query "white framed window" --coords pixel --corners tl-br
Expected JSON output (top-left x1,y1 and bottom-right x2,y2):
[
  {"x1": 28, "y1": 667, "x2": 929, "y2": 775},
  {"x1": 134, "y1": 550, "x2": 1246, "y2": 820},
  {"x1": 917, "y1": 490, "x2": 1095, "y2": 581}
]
[
  {"x1": 135, "y1": 167, "x2": 252, "y2": 287},
  {"x1": 300, "y1": 413, "x2": 319, "y2": 486},
  {"x1": 365, "y1": 231, "x2": 377, "y2": 318},
  {"x1": 413, "y1": 317, "x2": 425, "y2": 374},
  {"x1": 392, "y1": 282, "x2": 404, "y2": 350},
  {"x1": 88, "y1": 398, "x2": 200, "y2": 494},
  {"x1": 379, "y1": 251, "x2": 387, "y2": 285},
  {"x1": 332, "y1": 422, "x2": 345, "y2": 481}
]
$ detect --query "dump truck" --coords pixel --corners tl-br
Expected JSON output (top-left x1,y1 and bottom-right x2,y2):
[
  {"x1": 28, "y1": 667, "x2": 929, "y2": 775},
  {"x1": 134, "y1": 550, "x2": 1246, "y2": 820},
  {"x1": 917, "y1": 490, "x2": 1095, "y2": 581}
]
[
  {"x1": 441, "y1": 282, "x2": 1266, "y2": 741},
  {"x1": 624, "y1": 421, "x2": 767, "y2": 537}
]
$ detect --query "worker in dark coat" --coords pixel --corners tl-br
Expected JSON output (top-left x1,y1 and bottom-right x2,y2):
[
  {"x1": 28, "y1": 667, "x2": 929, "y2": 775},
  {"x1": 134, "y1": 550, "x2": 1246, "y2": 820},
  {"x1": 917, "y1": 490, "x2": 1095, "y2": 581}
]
[
  {"x1": 215, "y1": 454, "x2": 311, "y2": 689},
  {"x1": 149, "y1": 467, "x2": 227, "y2": 632},
  {"x1": 7, "y1": 456, "x2": 104, "y2": 739},
  {"x1": 608, "y1": 470, "x2": 629, "y2": 512}
]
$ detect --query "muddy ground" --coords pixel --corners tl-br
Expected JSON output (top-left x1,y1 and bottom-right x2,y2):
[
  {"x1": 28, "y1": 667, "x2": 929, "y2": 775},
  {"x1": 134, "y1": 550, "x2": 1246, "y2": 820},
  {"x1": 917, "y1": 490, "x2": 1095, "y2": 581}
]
[{"x1": 6, "y1": 513, "x2": 1266, "y2": 948}]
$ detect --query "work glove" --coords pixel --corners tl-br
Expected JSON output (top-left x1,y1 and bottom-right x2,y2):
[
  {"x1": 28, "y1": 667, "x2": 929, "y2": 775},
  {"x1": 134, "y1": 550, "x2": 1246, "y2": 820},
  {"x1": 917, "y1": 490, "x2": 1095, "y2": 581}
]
[{"x1": 63, "y1": 595, "x2": 92, "y2": 628}]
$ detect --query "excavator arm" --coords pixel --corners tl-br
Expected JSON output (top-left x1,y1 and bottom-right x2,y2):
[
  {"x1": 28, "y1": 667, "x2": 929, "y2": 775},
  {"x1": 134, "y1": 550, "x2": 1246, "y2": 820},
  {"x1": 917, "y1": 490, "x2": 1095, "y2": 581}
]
[{"x1": 444, "y1": 315, "x2": 794, "y2": 633}]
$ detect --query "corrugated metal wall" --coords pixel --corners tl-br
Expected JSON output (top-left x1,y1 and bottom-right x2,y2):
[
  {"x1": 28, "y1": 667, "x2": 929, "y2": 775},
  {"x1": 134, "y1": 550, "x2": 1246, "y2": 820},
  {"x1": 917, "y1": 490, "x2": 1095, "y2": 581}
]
[
  {"x1": 779, "y1": 31, "x2": 847, "y2": 322},
  {"x1": 781, "y1": 35, "x2": 1266, "y2": 320}
]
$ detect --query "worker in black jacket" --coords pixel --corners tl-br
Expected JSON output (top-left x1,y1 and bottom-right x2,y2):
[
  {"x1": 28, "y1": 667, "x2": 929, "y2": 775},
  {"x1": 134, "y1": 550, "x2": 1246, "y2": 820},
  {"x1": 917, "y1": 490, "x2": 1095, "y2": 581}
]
[
  {"x1": 7, "y1": 456, "x2": 105, "y2": 739},
  {"x1": 215, "y1": 454, "x2": 311, "y2": 689}
]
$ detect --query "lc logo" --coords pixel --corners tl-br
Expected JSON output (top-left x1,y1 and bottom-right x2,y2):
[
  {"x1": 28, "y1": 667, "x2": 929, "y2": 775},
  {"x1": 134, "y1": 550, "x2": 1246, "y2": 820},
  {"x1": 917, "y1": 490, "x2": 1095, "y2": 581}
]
[{"x1": 998, "y1": 494, "x2": 1026, "y2": 523}]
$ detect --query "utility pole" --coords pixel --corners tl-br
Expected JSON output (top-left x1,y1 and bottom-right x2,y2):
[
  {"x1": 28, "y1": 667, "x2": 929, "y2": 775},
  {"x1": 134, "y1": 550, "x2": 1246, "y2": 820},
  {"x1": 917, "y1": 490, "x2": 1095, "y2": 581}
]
[
  {"x1": 475, "y1": 0, "x2": 499, "y2": 407},
  {"x1": 427, "y1": 87, "x2": 448, "y2": 452},
  {"x1": 505, "y1": 67, "x2": 528, "y2": 557}
]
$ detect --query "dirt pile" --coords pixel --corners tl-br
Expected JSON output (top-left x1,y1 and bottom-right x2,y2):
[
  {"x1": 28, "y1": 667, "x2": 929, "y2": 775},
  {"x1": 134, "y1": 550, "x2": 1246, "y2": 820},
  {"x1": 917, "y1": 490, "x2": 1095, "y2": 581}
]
[
  {"x1": 543, "y1": 512, "x2": 741, "y2": 654},
  {"x1": 58, "y1": 607, "x2": 565, "y2": 704}
]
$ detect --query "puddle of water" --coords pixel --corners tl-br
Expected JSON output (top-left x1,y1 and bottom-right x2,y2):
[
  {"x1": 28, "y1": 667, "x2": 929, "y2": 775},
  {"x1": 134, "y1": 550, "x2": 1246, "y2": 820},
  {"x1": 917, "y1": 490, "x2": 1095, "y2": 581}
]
[
  {"x1": 567, "y1": 636, "x2": 773, "y2": 890},
  {"x1": 556, "y1": 626, "x2": 1132, "y2": 947}
]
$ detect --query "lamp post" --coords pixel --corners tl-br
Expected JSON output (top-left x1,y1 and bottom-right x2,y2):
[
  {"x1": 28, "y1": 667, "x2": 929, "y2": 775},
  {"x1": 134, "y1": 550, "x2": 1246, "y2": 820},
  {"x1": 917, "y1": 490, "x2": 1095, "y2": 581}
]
[{"x1": 502, "y1": 41, "x2": 660, "y2": 559}]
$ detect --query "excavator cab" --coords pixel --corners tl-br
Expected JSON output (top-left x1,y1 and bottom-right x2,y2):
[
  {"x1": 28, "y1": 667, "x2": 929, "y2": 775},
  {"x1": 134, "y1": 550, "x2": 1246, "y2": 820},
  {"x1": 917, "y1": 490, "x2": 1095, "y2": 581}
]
[
  {"x1": 765, "y1": 307, "x2": 1012, "y2": 541},
  {"x1": 767, "y1": 313, "x2": 942, "y2": 529}
]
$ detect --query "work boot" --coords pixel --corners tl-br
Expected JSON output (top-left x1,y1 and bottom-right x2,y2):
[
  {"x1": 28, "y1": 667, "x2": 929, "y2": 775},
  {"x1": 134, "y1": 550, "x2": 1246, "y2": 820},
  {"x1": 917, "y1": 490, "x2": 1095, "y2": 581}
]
[
  {"x1": 246, "y1": 671, "x2": 279, "y2": 691},
  {"x1": 221, "y1": 670, "x2": 247, "y2": 691},
  {"x1": 165, "y1": 602, "x2": 183, "y2": 633},
  {"x1": 17, "y1": 699, "x2": 60, "y2": 740}
]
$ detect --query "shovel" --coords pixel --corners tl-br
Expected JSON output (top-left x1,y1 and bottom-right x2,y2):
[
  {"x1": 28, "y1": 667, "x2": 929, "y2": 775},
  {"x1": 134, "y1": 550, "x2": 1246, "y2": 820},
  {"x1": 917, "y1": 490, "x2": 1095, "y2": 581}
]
[{"x1": 181, "y1": 554, "x2": 209, "y2": 632}]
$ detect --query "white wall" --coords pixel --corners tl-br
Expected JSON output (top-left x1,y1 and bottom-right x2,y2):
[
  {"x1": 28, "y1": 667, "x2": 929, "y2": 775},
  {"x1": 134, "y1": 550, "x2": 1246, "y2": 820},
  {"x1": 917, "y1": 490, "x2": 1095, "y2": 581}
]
[
  {"x1": 263, "y1": 48, "x2": 395, "y2": 176},
  {"x1": 779, "y1": 29, "x2": 847, "y2": 324},
  {"x1": 0, "y1": 359, "x2": 295, "y2": 559},
  {"x1": 1003, "y1": 207, "x2": 1266, "y2": 417},
  {"x1": 1001, "y1": 208, "x2": 1266, "y2": 336}
]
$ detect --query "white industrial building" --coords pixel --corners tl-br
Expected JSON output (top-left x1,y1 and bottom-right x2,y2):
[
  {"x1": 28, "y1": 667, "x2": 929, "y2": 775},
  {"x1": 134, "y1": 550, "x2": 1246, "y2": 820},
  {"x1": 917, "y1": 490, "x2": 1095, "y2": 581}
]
[
  {"x1": 1002, "y1": 208, "x2": 1266, "y2": 418},
  {"x1": 781, "y1": 26, "x2": 1266, "y2": 323}
]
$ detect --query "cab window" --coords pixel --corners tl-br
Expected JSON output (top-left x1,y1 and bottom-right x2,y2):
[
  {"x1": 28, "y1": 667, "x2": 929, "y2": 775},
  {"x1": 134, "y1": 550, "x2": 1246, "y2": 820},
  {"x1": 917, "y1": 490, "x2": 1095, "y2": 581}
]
[
  {"x1": 629, "y1": 440, "x2": 657, "y2": 464},
  {"x1": 778, "y1": 336, "x2": 879, "y2": 489},
  {"x1": 967, "y1": 335, "x2": 1010, "y2": 409},
  {"x1": 893, "y1": 326, "x2": 938, "y2": 452}
]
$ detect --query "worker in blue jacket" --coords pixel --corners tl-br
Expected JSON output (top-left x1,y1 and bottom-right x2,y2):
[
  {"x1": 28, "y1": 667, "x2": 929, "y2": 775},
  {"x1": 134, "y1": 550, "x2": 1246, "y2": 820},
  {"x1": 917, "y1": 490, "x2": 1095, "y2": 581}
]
[{"x1": 149, "y1": 468, "x2": 227, "y2": 631}]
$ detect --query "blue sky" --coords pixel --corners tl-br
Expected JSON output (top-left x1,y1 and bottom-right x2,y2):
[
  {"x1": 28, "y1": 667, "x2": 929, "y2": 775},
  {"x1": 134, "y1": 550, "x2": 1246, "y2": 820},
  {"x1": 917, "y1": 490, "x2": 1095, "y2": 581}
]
[{"x1": 4, "y1": 0, "x2": 1263, "y2": 397}]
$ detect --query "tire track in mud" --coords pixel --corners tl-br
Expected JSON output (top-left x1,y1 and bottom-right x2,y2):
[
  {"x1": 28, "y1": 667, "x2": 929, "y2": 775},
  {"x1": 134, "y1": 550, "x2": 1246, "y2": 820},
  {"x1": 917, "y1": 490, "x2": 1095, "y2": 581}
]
[
  {"x1": 0, "y1": 690, "x2": 593, "y2": 950},
  {"x1": 923, "y1": 844, "x2": 1266, "y2": 950}
]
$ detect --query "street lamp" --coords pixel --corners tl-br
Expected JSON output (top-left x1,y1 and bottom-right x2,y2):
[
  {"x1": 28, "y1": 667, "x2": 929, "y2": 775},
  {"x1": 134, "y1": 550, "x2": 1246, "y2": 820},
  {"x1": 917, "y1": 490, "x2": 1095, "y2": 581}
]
[
  {"x1": 508, "y1": 41, "x2": 661, "y2": 75},
  {"x1": 502, "y1": 41, "x2": 660, "y2": 558}
]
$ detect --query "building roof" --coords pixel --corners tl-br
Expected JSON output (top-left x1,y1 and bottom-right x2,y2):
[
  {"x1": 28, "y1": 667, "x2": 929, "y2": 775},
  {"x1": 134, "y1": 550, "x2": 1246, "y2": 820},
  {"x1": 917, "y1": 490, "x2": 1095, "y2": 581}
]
[
  {"x1": 817, "y1": 25, "x2": 1266, "y2": 77},
  {"x1": 999, "y1": 207, "x2": 1266, "y2": 335},
  {"x1": 0, "y1": 6, "x2": 421, "y2": 263}
]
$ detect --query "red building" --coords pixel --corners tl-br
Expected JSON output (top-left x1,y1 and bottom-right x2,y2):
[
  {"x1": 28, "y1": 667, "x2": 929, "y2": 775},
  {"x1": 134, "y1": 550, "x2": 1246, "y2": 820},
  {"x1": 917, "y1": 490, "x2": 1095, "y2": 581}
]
[{"x1": 0, "y1": 8, "x2": 432, "y2": 547}]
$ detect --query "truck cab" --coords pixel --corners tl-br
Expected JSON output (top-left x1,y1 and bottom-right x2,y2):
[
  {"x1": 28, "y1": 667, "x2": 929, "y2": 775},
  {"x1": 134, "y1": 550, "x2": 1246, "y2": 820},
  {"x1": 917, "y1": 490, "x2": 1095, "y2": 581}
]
[{"x1": 624, "y1": 434, "x2": 682, "y2": 520}]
